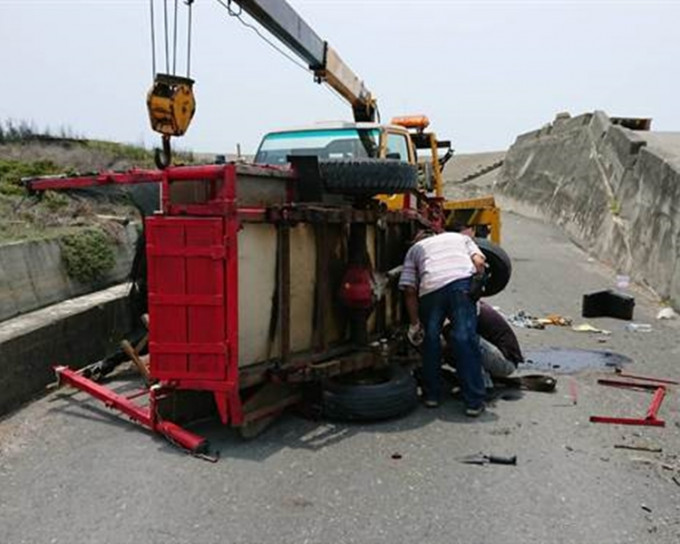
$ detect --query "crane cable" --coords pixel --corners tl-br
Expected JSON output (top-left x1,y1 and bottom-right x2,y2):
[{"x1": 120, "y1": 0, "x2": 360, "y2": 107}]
[
  {"x1": 186, "y1": 0, "x2": 193, "y2": 76},
  {"x1": 172, "y1": 0, "x2": 178, "y2": 75},
  {"x1": 149, "y1": 0, "x2": 156, "y2": 77},
  {"x1": 216, "y1": 0, "x2": 310, "y2": 74},
  {"x1": 149, "y1": 0, "x2": 193, "y2": 78},
  {"x1": 163, "y1": 0, "x2": 170, "y2": 73},
  {"x1": 215, "y1": 0, "x2": 369, "y2": 115}
]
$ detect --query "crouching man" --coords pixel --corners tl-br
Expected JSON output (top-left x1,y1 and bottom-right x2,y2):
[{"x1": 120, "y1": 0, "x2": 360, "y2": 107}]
[
  {"x1": 444, "y1": 300, "x2": 524, "y2": 388},
  {"x1": 478, "y1": 300, "x2": 524, "y2": 383},
  {"x1": 399, "y1": 230, "x2": 488, "y2": 417}
]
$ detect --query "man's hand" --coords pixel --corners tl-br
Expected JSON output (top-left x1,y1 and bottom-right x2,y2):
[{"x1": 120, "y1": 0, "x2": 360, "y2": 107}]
[
  {"x1": 407, "y1": 322, "x2": 425, "y2": 346},
  {"x1": 468, "y1": 270, "x2": 488, "y2": 301},
  {"x1": 471, "y1": 253, "x2": 486, "y2": 274}
]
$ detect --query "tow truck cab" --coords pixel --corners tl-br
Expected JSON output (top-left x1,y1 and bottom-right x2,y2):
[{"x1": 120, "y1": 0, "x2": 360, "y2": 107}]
[
  {"x1": 253, "y1": 119, "x2": 453, "y2": 212},
  {"x1": 254, "y1": 122, "x2": 416, "y2": 165}
]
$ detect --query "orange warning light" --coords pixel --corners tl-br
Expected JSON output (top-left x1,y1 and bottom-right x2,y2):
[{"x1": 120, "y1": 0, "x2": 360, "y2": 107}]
[{"x1": 390, "y1": 115, "x2": 430, "y2": 130}]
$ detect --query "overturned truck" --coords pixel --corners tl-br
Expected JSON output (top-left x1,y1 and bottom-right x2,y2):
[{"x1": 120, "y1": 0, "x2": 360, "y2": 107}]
[{"x1": 25, "y1": 120, "x2": 509, "y2": 452}]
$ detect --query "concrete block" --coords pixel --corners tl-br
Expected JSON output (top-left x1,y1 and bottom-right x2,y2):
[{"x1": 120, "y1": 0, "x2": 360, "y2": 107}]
[
  {"x1": 514, "y1": 129, "x2": 542, "y2": 146},
  {"x1": 551, "y1": 113, "x2": 592, "y2": 135},
  {"x1": 605, "y1": 126, "x2": 647, "y2": 169},
  {"x1": 589, "y1": 111, "x2": 611, "y2": 140},
  {"x1": 0, "y1": 284, "x2": 131, "y2": 416}
]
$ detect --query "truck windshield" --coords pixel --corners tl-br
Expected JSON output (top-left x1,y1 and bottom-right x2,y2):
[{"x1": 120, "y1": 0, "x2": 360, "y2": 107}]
[{"x1": 254, "y1": 128, "x2": 380, "y2": 165}]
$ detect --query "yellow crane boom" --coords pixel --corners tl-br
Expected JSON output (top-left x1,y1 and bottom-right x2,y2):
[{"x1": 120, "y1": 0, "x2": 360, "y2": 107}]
[{"x1": 147, "y1": 0, "x2": 377, "y2": 167}]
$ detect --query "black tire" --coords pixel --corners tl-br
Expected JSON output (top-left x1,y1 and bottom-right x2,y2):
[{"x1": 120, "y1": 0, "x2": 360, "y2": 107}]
[
  {"x1": 322, "y1": 365, "x2": 418, "y2": 421},
  {"x1": 318, "y1": 158, "x2": 418, "y2": 196},
  {"x1": 474, "y1": 237, "x2": 512, "y2": 297}
]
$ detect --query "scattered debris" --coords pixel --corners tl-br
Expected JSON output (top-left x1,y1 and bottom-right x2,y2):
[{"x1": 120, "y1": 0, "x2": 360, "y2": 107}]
[
  {"x1": 625, "y1": 323, "x2": 652, "y2": 333},
  {"x1": 537, "y1": 314, "x2": 573, "y2": 326},
  {"x1": 569, "y1": 378, "x2": 578, "y2": 405},
  {"x1": 572, "y1": 323, "x2": 611, "y2": 335},
  {"x1": 459, "y1": 453, "x2": 517, "y2": 466},
  {"x1": 193, "y1": 451, "x2": 220, "y2": 463},
  {"x1": 494, "y1": 374, "x2": 556, "y2": 392},
  {"x1": 615, "y1": 275, "x2": 630, "y2": 289},
  {"x1": 614, "y1": 443, "x2": 663, "y2": 453},
  {"x1": 631, "y1": 456, "x2": 657, "y2": 465},
  {"x1": 614, "y1": 369, "x2": 679, "y2": 385},
  {"x1": 507, "y1": 310, "x2": 544, "y2": 329},
  {"x1": 656, "y1": 307, "x2": 677, "y2": 320},
  {"x1": 282, "y1": 496, "x2": 313, "y2": 508},
  {"x1": 582, "y1": 289, "x2": 635, "y2": 320},
  {"x1": 121, "y1": 339, "x2": 152, "y2": 385}
]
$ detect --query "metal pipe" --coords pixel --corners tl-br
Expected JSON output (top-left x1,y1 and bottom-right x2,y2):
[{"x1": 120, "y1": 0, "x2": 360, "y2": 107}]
[
  {"x1": 646, "y1": 387, "x2": 666, "y2": 420},
  {"x1": 55, "y1": 366, "x2": 152, "y2": 427}
]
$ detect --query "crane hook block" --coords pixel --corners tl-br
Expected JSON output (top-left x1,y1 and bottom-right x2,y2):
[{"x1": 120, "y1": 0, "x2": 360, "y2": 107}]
[{"x1": 146, "y1": 73, "x2": 196, "y2": 137}]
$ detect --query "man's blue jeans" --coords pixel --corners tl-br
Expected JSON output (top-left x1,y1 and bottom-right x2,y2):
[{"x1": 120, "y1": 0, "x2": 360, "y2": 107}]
[{"x1": 419, "y1": 277, "x2": 486, "y2": 408}]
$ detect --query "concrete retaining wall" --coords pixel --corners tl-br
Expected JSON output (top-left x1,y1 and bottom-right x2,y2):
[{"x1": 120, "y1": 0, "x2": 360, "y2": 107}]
[
  {"x1": 0, "y1": 284, "x2": 131, "y2": 416},
  {"x1": 0, "y1": 223, "x2": 138, "y2": 322},
  {"x1": 498, "y1": 111, "x2": 680, "y2": 308}
]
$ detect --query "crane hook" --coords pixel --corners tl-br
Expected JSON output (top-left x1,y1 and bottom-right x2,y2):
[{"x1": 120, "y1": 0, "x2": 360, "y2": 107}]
[{"x1": 154, "y1": 135, "x2": 173, "y2": 169}]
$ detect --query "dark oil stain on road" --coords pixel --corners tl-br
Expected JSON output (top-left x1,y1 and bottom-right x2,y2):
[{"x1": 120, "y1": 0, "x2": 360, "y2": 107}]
[{"x1": 520, "y1": 347, "x2": 632, "y2": 374}]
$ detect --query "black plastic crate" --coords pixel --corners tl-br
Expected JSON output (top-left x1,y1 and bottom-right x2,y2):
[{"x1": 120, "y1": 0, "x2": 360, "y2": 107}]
[{"x1": 582, "y1": 289, "x2": 635, "y2": 320}]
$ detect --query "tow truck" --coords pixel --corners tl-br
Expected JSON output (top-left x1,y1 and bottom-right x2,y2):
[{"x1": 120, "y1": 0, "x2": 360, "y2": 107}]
[{"x1": 25, "y1": 0, "x2": 508, "y2": 452}]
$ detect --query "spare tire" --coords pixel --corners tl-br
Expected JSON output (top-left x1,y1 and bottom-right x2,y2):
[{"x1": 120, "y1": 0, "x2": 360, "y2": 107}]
[
  {"x1": 322, "y1": 365, "x2": 418, "y2": 422},
  {"x1": 318, "y1": 158, "x2": 417, "y2": 196},
  {"x1": 474, "y1": 237, "x2": 512, "y2": 297}
]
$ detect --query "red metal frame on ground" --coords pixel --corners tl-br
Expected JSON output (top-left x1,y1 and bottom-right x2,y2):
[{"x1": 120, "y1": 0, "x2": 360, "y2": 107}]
[
  {"x1": 589, "y1": 378, "x2": 666, "y2": 427},
  {"x1": 54, "y1": 366, "x2": 209, "y2": 452}
]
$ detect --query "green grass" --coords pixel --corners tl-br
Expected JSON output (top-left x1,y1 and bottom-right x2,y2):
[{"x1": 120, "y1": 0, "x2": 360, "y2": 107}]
[
  {"x1": 86, "y1": 139, "x2": 197, "y2": 166},
  {"x1": 85, "y1": 140, "x2": 155, "y2": 165}
]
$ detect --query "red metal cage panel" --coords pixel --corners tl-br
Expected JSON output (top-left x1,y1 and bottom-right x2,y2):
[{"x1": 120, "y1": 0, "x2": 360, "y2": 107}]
[
  {"x1": 146, "y1": 213, "x2": 241, "y2": 423},
  {"x1": 147, "y1": 216, "x2": 227, "y2": 381}
]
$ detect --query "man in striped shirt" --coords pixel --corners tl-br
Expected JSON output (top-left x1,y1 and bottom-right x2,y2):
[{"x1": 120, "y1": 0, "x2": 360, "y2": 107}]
[{"x1": 399, "y1": 229, "x2": 487, "y2": 416}]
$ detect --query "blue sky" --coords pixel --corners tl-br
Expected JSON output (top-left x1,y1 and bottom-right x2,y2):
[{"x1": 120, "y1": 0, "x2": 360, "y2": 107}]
[{"x1": 1, "y1": 0, "x2": 678, "y2": 154}]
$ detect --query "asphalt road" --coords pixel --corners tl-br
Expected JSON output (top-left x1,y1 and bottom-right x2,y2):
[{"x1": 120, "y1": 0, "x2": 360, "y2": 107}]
[{"x1": 2, "y1": 211, "x2": 680, "y2": 544}]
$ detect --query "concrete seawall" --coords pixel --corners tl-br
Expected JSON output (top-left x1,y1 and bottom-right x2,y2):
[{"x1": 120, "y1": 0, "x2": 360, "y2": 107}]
[
  {"x1": 0, "y1": 284, "x2": 131, "y2": 416},
  {"x1": 498, "y1": 111, "x2": 680, "y2": 308},
  {"x1": 0, "y1": 223, "x2": 138, "y2": 322}
]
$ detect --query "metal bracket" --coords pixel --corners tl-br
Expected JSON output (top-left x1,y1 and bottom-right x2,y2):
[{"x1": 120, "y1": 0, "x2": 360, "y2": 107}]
[{"x1": 590, "y1": 378, "x2": 666, "y2": 427}]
